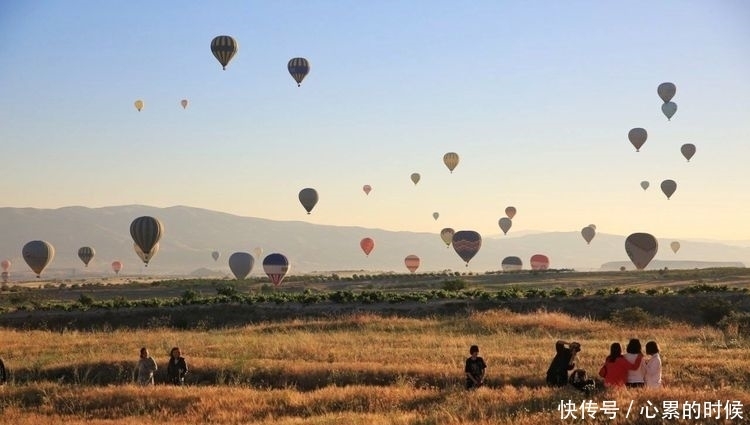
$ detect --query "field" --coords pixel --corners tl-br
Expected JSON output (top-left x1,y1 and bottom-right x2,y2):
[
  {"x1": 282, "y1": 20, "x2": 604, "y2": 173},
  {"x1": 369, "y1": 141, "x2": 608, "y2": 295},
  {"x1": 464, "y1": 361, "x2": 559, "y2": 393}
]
[{"x1": 1, "y1": 269, "x2": 749, "y2": 424}]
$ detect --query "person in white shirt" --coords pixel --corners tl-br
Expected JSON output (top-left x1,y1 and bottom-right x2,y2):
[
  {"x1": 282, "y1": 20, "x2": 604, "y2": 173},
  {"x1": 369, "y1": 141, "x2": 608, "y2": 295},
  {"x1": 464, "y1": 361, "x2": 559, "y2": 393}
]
[
  {"x1": 644, "y1": 340, "x2": 662, "y2": 388},
  {"x1": 624, "y1": 338, "x2": 646, "y2": 388}
]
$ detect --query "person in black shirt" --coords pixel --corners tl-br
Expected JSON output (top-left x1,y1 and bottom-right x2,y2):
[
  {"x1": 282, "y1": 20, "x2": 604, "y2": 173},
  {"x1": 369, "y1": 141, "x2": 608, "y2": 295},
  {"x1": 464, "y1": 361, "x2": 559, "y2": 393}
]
[
  {"x1": 464, "y1": 345, "x2": 486, "y2": 390},
  {"x1": 167, "y1": 347, "x2": 188, "y2": 386},
  {"x1": 546, "y1": 340, "x2": 580, "y2": 387}
]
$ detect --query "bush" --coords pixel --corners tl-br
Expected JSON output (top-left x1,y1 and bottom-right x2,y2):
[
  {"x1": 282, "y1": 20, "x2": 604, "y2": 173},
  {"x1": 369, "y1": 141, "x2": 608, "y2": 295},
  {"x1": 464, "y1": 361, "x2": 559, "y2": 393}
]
[
  {"x1": 441, "y1": 279, "x2": 468, "y2": 291},
  {"x1": 699, "y1": 298, "x2": 735, "y2": 326},
  {"x1": 78, "y1": 294, "x2": 94, "y2": 306},
  {"x1": 609, "y1": 307, "x2": 651, "y2": 327},
  {"x1": 216, "y1": 284, "x2": 237, "y2": 297}
]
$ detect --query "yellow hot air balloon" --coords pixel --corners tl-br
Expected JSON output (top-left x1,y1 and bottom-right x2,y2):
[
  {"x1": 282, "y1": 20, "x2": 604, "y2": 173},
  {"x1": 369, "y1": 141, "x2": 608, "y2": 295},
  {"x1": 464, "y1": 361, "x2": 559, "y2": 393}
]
[
  {"x1": 211, "y1": 35, "x2": 238, "y2": 70},
  {"x1": 440, "y1": 228, "x2": 455, "y2": 248},
  {"x1": 134, "y1": 100, "x2": 144, "y2": 112},
  {"x1": 443, "y1": 152, "x2": 459, "y2": 173}
]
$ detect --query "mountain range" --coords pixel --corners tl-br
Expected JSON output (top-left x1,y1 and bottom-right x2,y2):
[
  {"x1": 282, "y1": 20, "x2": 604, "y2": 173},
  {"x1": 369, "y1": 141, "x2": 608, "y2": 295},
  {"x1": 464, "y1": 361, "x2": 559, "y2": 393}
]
[{"x1": 1, "y1": 205, "x2": 747, "y2": 279}]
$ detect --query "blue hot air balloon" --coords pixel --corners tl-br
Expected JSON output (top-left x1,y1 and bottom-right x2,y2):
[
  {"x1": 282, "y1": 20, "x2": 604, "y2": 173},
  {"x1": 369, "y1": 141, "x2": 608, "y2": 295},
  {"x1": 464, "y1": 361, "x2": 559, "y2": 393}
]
[{"x1": 263, "y1": 253, "x2": 290, "y2": 286}]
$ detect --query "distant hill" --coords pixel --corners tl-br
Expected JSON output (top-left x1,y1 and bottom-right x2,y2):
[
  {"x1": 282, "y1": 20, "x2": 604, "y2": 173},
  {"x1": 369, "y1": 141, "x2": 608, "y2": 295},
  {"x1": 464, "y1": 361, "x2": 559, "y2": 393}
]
[{"x1": 0, "y1": 205, "x2": 747, "y2": 279}]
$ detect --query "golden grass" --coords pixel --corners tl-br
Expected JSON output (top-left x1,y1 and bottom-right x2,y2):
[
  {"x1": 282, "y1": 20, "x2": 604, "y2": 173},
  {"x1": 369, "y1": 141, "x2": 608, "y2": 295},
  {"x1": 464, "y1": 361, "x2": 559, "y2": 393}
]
[{"x1": 1, "y1": 309, "x2": 749, "y2": 424}]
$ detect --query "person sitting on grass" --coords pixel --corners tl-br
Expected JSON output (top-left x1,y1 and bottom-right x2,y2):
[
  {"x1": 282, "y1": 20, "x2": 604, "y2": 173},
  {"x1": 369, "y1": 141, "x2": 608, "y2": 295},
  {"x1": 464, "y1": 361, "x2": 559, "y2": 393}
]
[
  {"x1": 465, "y1": 345, "x2": 486, "y2": 390},
  {"x1": 546, "y1": 340, "x2": 580, "y2": 387},
  {"x1": 599, "y1": 342, "x2": 643, "y2": 387}
]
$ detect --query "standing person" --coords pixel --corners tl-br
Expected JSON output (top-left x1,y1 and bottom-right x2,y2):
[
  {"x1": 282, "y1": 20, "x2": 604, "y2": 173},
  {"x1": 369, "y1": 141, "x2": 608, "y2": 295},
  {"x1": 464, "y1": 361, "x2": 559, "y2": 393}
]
[
  {"x1": 644, "y1": 341, "x2": 662, "y2": 389},
  {"x1": 599, "y1": 342, "x2": 643, "y2": 387},
  {"x1": 136, "y1": 347, "x2": 157, "y2": 386},
  {"x1": 624, "y1": 339, "x2": 646, "y2": 388},
  {"x1": 546, "y1": 340, "x2": 580, "y2": 387},
  {"x1": 464, "y1": 345, "x2": 486, "y2": 390},
  {"x1": 167, "y1": 347, "x2": 188, "y2": 386}
]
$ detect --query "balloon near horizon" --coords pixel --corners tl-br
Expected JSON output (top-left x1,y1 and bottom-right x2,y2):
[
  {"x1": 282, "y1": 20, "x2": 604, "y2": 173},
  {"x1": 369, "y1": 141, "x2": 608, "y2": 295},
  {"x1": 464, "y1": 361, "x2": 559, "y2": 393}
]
[
  {"x1": 130, "y1": 216, "x2": 163, "y2": 266},
  {"x1": 263, "y1": 253, "x2": 290, "y2": 286}
]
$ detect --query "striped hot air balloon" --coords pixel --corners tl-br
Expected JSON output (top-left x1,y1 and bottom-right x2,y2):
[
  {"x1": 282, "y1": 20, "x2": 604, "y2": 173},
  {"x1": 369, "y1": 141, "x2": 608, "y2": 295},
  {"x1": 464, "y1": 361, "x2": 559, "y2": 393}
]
[
  {"x1": 530, "y1": 254, "x2": 550, "y2": 271},
  {"x1": 22, "y1": 240, "x2": 55, "y2": 278},
  {"x1": 287, "y1": 57, "x2": 310, "y2": 87},
  {"x1": 404, "y1": 255, "x2": 420, "y2": 273},
  {"x1": 263, "y1": 253, "x2": 290, "y2": 286},
  {"x1": 440, "y1": 228, "x2": 455, "y2": 248},
  {"x1": 501, "y1": 256, "x2": 523, "y2": 272},
  {"x1": 210, "y1": 35, "x2": 238, "y2": 70},
  {"x1": 452, "y1": 230, "x2": 482, "y2": 266},
  {"x1": 443, "y1": 152, "x2": 459, "y2": 173},
  {"x1": 130, "y1": 216, "x2": 163, "y2": 265},
  {"x1": 78, "y1": 246, "x2": 95, "y2": 267}
]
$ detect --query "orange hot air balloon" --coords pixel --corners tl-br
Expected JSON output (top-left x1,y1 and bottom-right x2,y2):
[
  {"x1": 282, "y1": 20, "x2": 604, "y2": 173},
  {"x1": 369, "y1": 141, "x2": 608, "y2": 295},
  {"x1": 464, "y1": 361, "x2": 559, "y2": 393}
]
[
  {"x1": 362, "y1": 185, "x2": 372, "y2": 195},
  {"x1": 404, "y1": 255, "x2": 420, "y2": 273},
  {"x1": 505, "y1": 206, "x2": 516, "y2": 219},
  {"x1": 530, "y1": 254, "x2": 550, "y2": 271},
  {"x1": 0, "y1": 259, "x2": 10, "y2": 272},
  {"x1": 134, "y1": 100, "x2": 144, "y2": 112},
  {"x1": 111, "y1": 261, "x2": 123, "y2": 275},
  {"x1": 360, "y1": 237, "x2": 375, "y2": 256}
]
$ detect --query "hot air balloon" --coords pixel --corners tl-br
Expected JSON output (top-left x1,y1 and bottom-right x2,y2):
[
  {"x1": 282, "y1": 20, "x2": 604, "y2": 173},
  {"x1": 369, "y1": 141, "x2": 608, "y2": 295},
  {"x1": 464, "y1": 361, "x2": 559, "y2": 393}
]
[
  {"x1": 404, "y1": 255, "x2": 420, "y2": 273},
  {"x1": 440, "y1": 228, "x2": 455, "y2": 248},
  {"x1": 660, "y1": 179, "x2": 677, "y2": 200},
  {"x1": 657, "y1": 82, "x2": 676, "y2": 103},
  {"x1": 134, "y1": 100, "x2": 144, "y2": 112},
  {"x1": 134, "y1": 243, "x2": 159, "y2": 264},
  {"x1": 287, "y1": 57, "x2": 310, "y2": 87},
  {"x1": 1, "y1": 259, "x2": 10, "y2": 272},
  {"x1": 501, "y1": 256, "x2": 523, "y2": 272},
  {"x1": 180, "y1": 99, "x2": 188, "y2": 109},
  {"x1": 1, "y1": 272, "x2": 7, "y2": 283},
  {"x1": 211, "y1": 251, "x2": 220, "y2": 261},
  {"x1": 661, "y1": 102, "x2": 677, "y2": 121},
  {"x1": 498, "y1": 217, "x2": 512, "y2": 235},
  {"x1": 670, "y1": 241, "x2": 680, "y2": 254},
  {"x1": 298, "y1": 188, "x2": 319, "y2": 214},
  {"x1": 263, "y1": 253, "x2": 290, "y2": 286},
  {"x1": 628, "y1": 128, "x2": 647, "y2": 152},
  {"x1": 588, "y1": 224, "x2": 597, "y2": 231},
  {"x1": 78, "y1": 246, "x2": 95, "y2": 267},
  {"x1": 625, "y1": 233, "x2": 658, "y2": 270},
  {"x1": 443, "y1": 152, "x2": 459, "y2": 173},
  {"x1": 111, "y1": 261, "x2": 123, "y2": 275},
  {"x1": 210, "y1": 35, "x2": 238, "y2": 70},
  {"x1": 362, "y1": 185, "x2": 372, "y2": 195},
  {"x1": 505, "y1": 206, "x2": 516, "y2": 219},
  {"x1": 253, "y1": 247, "x2": 264, "y2": 263},
  {"x1": 22, "y1": 240, "x2": 55, "y2": 278},
  {"x1": 360, "y1": 237, "x2": 375, "y2": 256},
  {"x1": 530, "y1": 254, "x2": 550, "y2": 271},
  {"x1": 228, "y1": 252, "x2": 254, "y2": 280},
  {"x1": 581, "y1": 226, "x2": 596, "y2": 244},
  {"x1": 432, "y1": 212, "x2": 439, "y2": 221},
  {"x1": 130, "y1": 216, "x2": 163, "y2": 265},
  {"x1": 452, "y1": 230, "x2": 482, "y2": 266},
  {"x1": 640, "y1": 181, "x2": 649, "y2": 190},
  {"x1": 410, "y1": 173, "x2": 420, "y2": 185},
  {"x1": 681, "y1": 143, "x2": 696, "y2": 162}
]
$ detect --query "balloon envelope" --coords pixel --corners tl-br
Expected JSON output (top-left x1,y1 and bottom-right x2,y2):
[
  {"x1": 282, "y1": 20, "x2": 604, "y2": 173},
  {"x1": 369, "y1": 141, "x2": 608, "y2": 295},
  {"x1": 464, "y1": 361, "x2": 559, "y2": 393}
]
[
  {"x1": 228, "y1": 252, "x2": 254, "y2": 280},
  {"x1": 210, "y1": 35, "x2": 238, "y2": 70},
  {"x1": 360, "y1": 237, "x2": 375, "y2": 256},
  {"x1": 505, "y1": 206, "x2": 516, "y2": 219},
  {"x1": 287, "y1": 57, "x2": 310, "y2": 86},
  {"x1": 625, "y1": 233, "x2": 658, "y2": 270},
  {"x1": 362, "y1": 185, "x2": 372, "y2": 195},
  {"x1": 22, "y1": 240, "x2": 55, "y2": 277},
  {"x1": 498, "y1": 217, "x2": 512, "y2": 235},
  {"x1": 501, "y1": 256, "x2": 523, "y2": 272},
  {"x1": 440, "y1": 228, "x2": 455, "y2": 247},
  {"x1": 298, "y1": 188, "x2": 319, "y2": 214},
  {"x1": 660, "y1": 179, "x2": 677, "y2": 200},
  {"x1": 253, "y1": 247, "x2": 264, "y2": 262},
  {"x1": 180, "y1": 99, "x2": 188, "y2": 109},
  {"x1": 111, "y1": 261, "x2": 123, "y2": 274},
  {"x1": 134, "y1": 243, "x2": 159, "y2": 264},
  {"x1": 211, "y1": 251, "x2": 220, "y2": 261},
  {"x1": 640, "y1": 181, "x2": 649, "y2": 190},
  {"x1": 410, "y1": 173, "x2": 420, "y2": 185},
  {"x1": 443, "y1": 152, "x2": 459, "y2": 173},
  {"x1": 452, "y1": 230, "x2": 482, "y2": 265},
  {"x1": 404, "y1": 255, "x2": 420, "y2": 273},
  {"x1": 581, "y1": 226, "x2": 596, "y2": 244},
  {"x1": 681, "y1": 143, "x2": 696, "y2": 162},
  {"x1": 134, "y1": 100, "x2": 143, "y2": 112},
  {"x1": 0, "y1": 260, "x2": 9, "y2": 272},
  {"x1": 661, "y1": 101, "x2": 677, "y2": 120},
  {"x1": 628, "y1": 128, "x2": 647, "y2": 152},
  {"x1": 670, "y1": 241, "x2": 681, "y2": 254},
  {"x1": 530, "y1": 254, "x2": 550, "y2": 271},
  {"x1": 78, "y1": 246, "x2": 95, "y2": 267},
  {"x1": 130, "y1": 216, "x2": 163, "y2": 264},
  {"x1": 263, "y1": 253, "x2": 290, "y2": 286},
  {"x1": 657, "y1": 82, "x2": 676, "y2": 103},
  {"x1": 432, "y1": 212, "x2": 439, "y2": 220}
]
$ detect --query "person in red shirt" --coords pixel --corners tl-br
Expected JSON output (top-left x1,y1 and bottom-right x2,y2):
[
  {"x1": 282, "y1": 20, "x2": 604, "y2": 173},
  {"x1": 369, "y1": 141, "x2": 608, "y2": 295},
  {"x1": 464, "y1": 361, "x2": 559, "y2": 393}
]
[{"x1": 599, "y1": 342, "x2": 643, "y2": 387}]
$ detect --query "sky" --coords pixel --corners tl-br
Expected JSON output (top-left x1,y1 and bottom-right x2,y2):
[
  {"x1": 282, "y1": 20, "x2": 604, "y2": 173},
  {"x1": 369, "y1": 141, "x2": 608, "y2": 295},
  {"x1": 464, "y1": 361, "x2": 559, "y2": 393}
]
[{"x1": 1, "y1": 1, "x2": 749, "y2": 242}]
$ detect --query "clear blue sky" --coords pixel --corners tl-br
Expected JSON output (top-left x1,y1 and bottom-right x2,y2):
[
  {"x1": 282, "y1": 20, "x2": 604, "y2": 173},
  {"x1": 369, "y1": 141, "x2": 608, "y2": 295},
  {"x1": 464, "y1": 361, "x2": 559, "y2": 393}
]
[{"x1": 1, "y1": 1, "x2": 748, "y2": 241}]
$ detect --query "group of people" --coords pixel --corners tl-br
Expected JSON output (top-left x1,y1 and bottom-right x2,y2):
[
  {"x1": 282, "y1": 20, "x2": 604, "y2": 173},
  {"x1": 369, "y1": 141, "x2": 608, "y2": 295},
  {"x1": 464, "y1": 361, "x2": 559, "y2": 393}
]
[
  {"x1": 136, "y1": 346, "x2": 188, "y2": 386},
  {"x1": 465, "y1": 338, "x2": 662, "y2": 392}
]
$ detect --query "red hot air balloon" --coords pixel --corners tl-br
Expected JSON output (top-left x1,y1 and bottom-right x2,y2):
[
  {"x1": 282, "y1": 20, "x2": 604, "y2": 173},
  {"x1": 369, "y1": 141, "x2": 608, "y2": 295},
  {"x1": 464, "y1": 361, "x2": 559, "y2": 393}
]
[
  {"x1": 530, "y1": 254, "x2": 550, "y2": 271},
  {"x1": 404, "y1": 255, "x2": 420, "y2": 273},
  {"x1": 263, "y1": 253, "x2": 290, "y2": 286},
  {"x1": 0, "y1": 260, "x2": 10, "y2": 272},
  {"x1": 111, "y1": 261, "x2": 123, "y2": 275},
  {"x1": 362, "y1": 185, "x2": 372, "y2": 195},
  {"x1": 360, "y1": 237, "x2": 375, "y2": 256}
]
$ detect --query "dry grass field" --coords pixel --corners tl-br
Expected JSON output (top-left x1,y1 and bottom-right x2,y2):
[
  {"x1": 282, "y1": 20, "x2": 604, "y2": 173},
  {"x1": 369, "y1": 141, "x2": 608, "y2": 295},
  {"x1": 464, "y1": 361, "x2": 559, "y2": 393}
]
[{"x1": 1, "y1": 306, "x2": 749, "y2": 424}]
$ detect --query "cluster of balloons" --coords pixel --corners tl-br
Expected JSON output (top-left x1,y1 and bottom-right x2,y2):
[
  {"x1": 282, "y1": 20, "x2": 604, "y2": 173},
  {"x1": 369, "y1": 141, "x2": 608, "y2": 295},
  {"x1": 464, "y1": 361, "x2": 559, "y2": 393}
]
[
  {"x1": 227, "y1": 252, "x2": 290, "y2": 285},
  {"x1": 133, "y1": 99, "x2": 189, "y2": 112},
  {"x1": 658, "y1": 82, "x2": 677, "y2": 121}
]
